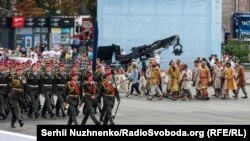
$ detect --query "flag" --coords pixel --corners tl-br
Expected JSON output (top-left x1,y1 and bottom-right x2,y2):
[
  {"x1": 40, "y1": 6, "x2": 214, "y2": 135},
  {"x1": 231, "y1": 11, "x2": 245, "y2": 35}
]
[{"x1": 92, "y1": 20, "x2": 98, "y2": 73}]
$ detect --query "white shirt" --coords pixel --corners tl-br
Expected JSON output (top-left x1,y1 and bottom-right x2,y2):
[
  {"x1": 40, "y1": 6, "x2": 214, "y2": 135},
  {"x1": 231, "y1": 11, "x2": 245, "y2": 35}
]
[
  {"x1": 181, "y1": 69, "x2": 192, "y2": 89},
  {"x1": 54, "y1": 51, "x2": 61, "y2": 59},
  {"x1": 42, "y1": 51, "x2": 49, "y2": 59},
  {"x1": 31, "y1": 52, "x2": 38, "y2": 60},
  {"x1": 49, "y1": 50, "x2": 56, "y2": 58}
]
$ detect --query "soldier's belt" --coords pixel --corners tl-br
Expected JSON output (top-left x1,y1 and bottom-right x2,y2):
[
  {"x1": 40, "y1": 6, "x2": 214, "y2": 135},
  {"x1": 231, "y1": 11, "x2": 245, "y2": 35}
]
[
  {"x1": 85, "y1": 94, "x2": 93, "y2": 96},
  {"x1": 12, "y1": 88, "x2": 24, "y2": 91},
  {"x1": 57, "y1": 84, "x2": 65, "y2": 87},
  {"x1": 0, "y1": 84, "x2": 8, "y2": 86},
  {"x1": 104, "y1": 94, "x2": 115, "y2": 97},
  {"x1": 44, "y1": 84, "x2": 53, "y2": 87},
  {"x1": 28, "y1": 85, "x2": 39, "y2": 87},
  {"x1": 67, "y1": 95, "x2": 79, "y2": 98}
]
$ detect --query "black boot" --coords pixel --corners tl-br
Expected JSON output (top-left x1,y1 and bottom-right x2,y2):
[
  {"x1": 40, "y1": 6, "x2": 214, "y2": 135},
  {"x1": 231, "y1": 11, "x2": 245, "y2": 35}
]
[
  {"x1": 95, "y1": 121, "x2": 101, "y2": 125},
  {"x1": 81, "y1": 121, "x2": 86, "y2": 125},
  {"x1": 2, "y1": 114, "x2": 6, "y2": 120},
  {"x1": 5, "y1": 109, "x2": 9, "y2": 116},
  {"x1": 62, "y1": 113, "x2": 66, "y2": 118},
  {"x1": 11, "y1": 124, "x2": 16, "y2": 128},
  {"x1": 35, "y1": 112, "x2": 40, "y2": 118},
  {"x1": 42, "y1": 114, "x2": 47, "y2": 118},
  {"x1": 50, "y1": 113, "x2": 55, "y2": 118},
  {"x1": 242, "y1": 95, "x2": 248, "y2": 99},
  {"x1": 56, "y1": 114, "x2": 61, "y2": 117},
  {"x1": 19, "y1": 120, "x2": 24, "y2": 127},
  {"x1": 28, "y1": 114, "x2": 33, "y2": 118}
]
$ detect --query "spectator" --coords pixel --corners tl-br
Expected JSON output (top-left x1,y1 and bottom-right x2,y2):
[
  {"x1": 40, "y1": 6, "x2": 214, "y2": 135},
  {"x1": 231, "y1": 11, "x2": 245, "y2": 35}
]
[
  {"x1": 42, "y1": 47, "x2": 49, "y2": 59},
  {"x1": 20, "y1": 47, "x2": 26, "y2": 57},
  {"x1": 65, "y1": 48, "x2": 73, "y2": 62},
  {"x1": 72, "y1": 48, "x2": 79, "y2": 61}
]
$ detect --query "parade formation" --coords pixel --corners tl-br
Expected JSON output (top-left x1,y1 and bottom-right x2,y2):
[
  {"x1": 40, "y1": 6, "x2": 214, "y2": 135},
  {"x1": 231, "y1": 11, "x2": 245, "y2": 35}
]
[
  {"x1": 0, "y1": 49, "x2": 248, "y2": 127},
  {"x1": 0, "y1": 54, "x2": 121, "y2": 127}
]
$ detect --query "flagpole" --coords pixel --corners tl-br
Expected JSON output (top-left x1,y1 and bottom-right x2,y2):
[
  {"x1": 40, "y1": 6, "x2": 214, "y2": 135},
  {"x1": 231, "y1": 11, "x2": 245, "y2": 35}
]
[{"x1": 92, "y1": 20, "x2": 98, "y2": 73}]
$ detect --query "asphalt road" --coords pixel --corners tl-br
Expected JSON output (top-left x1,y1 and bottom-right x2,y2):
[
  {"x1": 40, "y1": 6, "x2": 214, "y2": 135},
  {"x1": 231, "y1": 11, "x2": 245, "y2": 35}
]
[
  {"x1": 1, "y1": 72, "x2": 250, "y2": 136},
  {"x1": 0, "y1": 85, "x2": 250, "y2": 136}
]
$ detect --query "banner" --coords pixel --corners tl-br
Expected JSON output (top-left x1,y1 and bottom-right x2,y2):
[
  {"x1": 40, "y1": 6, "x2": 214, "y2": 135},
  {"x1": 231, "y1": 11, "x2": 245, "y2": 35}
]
[
  {"x1": 12, "y1": 16, "x2": 25, "y2": 28},
  {"x1": 37, "y1": 125, "x2": 250, "y2": 140}
]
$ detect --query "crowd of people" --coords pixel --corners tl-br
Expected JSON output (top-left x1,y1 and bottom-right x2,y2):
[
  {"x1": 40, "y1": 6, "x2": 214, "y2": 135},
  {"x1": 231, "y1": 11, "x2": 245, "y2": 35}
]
[
  {"x1": 121, "y1": 54, "x2": 247, "y2": 101},
  {"x1": 0, "y1": 44, "x2": 248, "y2": 128}
]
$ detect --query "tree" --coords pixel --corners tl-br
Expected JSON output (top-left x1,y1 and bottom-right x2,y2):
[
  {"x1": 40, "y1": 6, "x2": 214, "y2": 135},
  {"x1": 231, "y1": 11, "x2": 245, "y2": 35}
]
[
  {"x1": 35, "y1": 0, "x2": 59, "y2": 16},
  {"x1": 83, "y1": 0, "x2": 97, "y2": 24},
  {"x1": 0, "y1": 0, "x2": 11, "y2": 16},
  {"x1": 224, "y1": 40, "x2": 250, "y2": 63},
  {"x1": 14, "y1": 0, "x2": 45, "y2": 17},
  {"x1": 55, "y1": 0, "x2": 81, "y2": 17},
  {"x1": 0, "y1": 0, "x2": 10, "y2": 9}
]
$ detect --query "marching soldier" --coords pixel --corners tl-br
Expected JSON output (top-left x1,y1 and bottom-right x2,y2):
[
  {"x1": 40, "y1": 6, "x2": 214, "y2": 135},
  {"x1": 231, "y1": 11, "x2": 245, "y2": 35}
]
[
  {"x1": 55, "y1": 63, "x2": 69, "y2": 117},
  {"x1": 9, "y1": 67, "x2": 25, "y2": 128},
  {"x1": 81, "y1": 73, "x2": 100, "y2": 125},
  {"x1": 26, "y1": 63, "x2": 41, "y2": 118},
  {"x1": 71, "y1": 65, "x2": 82, "y2": 81},
  {"x1": 41, "y1": 63, "x2": 55, "y2": 118},
  {"x1": 94, "y1": 64, "x2": 105, "y2": 113},
  {"x1": 81, "y1": 63, "x2": 92, "y2": 82},
  {"x1": 99, "y1": 72, "x2": 120, "y2": 125},
  {"x1": 81, "y1": 63, "x2": 92, "y2": 114},
  {"x1": 0, "y1": 62, "x2": 10, "y2": 120},
  {"x1": 66, "y1": 72, "x2": 83, "y2": 125}
]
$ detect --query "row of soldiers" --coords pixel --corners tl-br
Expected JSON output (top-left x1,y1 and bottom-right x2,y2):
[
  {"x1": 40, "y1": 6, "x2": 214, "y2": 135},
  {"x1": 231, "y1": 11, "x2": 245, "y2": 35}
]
[{"x1": 0, "y1": 59, "x2": 120, "y2": 127}]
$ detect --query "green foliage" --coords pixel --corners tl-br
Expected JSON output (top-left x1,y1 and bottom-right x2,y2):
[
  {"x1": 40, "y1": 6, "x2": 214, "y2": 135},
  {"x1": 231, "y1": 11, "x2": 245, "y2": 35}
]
[
  {"x1": 34, "y1": 0, "x2": 58, "y2": 16},
  {"x1": 82, "y1": 0, "x2": 97, "y2": 24},
  {"x1": 0, "y1": 0, "x2": 10, "y2": 16},
  {"x1": 223, "y1": 40, "x2": 250, "y2": 63}
]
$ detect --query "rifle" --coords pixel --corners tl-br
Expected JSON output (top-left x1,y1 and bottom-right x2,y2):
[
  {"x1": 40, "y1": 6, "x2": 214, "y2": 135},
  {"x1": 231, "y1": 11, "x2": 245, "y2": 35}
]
[{"x1": 112, "y1": 101, "x2": 120, "y2": 119}]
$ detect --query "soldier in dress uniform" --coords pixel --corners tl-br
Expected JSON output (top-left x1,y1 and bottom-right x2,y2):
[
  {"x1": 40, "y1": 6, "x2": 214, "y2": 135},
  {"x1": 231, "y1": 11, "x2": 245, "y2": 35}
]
[
  {"x1": 41, "y1": 63, "x2": 55, "y2": 118},
  {"x1": 0, "y1": 62, "x2": 10, "y2": 120},
  {"x1": 81, "y1": 63, "x2": 92, "y2": 114},
  {"x1": 81, "y1": 63, "x2": 92, "y2": 82},
  {"x1": 55, "y1": 63, "x2": 69, "y2": 117},
  {"x1": 94, "y1": 64, "x2": 105, "y2": 113},
  {"x1": 71, "y1": 65, "x2": 82, "y2": 81},
  {"x1": 81, "y1": 73, "x2": 100, "y2": 125},
  {"x1": 20, "y1": 62, "x2": 29, "y2": 113},
  {"x1": 26, "y1": 63, "x2": 41, "y2": 118},
  {"x1": 9, "y1": 67, "x2": 25, "y2": 128},
  {"x1": 66, "y1": 72, "x2": 83, "y2": 125},
  {"x1": 99, "y1": 72, "x2": 120, "y2": 125}
]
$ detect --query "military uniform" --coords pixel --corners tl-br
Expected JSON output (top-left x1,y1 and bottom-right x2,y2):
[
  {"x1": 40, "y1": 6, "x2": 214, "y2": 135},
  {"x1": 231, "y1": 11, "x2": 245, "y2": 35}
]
[
  {"x1": 20, "y1": 68, "x2": 30, "y2": 114},
  {"x1": 66, "y1": 73, "x2": 82, "y2": 125},
  {"x1": 41, "y1": 65, "x2": 55, "y2": 118},
  {"x1": 27, "y1": 68, "x2": 42, "y2": 118},
  {"x1": 0, "y1": 69, "x2": 10, "y2": 120},
  {"x1": 55, "y1": 70, "x2": 69, "y2": 117},
  {"x1": 9, "y1": 68, "x2": 25, "y2": 128},
  {"x1": 81, "y1": 74, "x2": 100, "y2": 125},
  {"x1": 94, "y1": 69, "x2": 105, "y2": 113},
  {"x1": 100, "y1": 73, "x2": 120, "y2": 125}
]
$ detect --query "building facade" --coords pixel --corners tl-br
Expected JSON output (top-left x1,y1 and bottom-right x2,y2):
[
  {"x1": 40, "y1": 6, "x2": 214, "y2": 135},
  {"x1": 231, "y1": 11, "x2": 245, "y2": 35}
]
[{"x1": 223, "y1": 0, "x2": 250, "y2": 32}]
